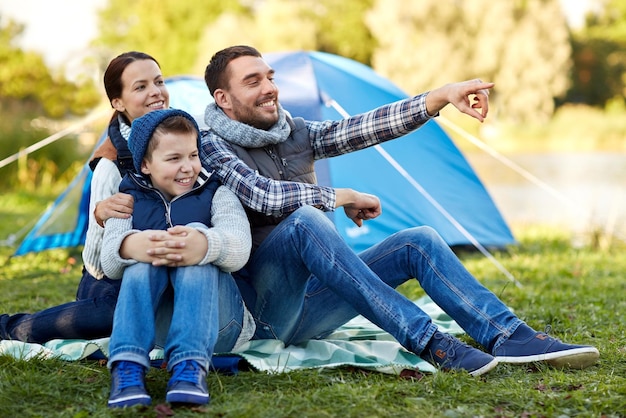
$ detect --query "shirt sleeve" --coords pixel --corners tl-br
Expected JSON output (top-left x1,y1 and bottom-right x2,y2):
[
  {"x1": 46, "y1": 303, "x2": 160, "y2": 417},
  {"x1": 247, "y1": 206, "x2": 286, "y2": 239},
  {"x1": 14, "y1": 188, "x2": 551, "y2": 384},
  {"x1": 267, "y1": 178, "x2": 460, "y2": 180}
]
[
  {"x1": 200, "y1": 94, "x2": 432, "y2": 217},
  {"x1": 196, "y1": 186, "x2": 252, "y2": 272},
  {"x1": 100, "y1": 216, "x2": 138, "y2": 280},
  {"x1": 201, "y1": 133, "x2": 337, "y2": 216},
  {"x1": 82, "y1": 158, "x2": 123, "y2": 279},
  {"x1": 306, "y1": 93, "x2": 434, "y2": 159}
]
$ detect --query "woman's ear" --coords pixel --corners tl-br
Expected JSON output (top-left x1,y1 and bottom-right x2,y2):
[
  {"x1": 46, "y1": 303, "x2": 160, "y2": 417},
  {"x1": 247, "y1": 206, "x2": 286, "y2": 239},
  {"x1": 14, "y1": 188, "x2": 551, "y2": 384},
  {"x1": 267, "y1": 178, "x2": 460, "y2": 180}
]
[{"x1": 111, "y1": 98, "x2": 125, "y2": 113}]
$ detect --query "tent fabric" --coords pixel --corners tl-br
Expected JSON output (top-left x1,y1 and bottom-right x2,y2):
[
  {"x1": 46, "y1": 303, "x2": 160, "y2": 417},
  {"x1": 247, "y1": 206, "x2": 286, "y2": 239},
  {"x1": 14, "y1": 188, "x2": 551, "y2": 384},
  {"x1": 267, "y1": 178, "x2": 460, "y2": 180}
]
[{"x1": 14, "y1": 51, "x2": 514, "y2": 256}]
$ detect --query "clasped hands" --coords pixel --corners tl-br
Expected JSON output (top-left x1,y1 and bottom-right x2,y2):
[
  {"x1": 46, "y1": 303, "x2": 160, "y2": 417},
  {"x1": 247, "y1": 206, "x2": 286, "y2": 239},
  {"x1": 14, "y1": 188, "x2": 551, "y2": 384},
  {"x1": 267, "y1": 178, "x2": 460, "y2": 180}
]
[{"x1": 98, "y1": 193, "x2": 206, "y2": 267}]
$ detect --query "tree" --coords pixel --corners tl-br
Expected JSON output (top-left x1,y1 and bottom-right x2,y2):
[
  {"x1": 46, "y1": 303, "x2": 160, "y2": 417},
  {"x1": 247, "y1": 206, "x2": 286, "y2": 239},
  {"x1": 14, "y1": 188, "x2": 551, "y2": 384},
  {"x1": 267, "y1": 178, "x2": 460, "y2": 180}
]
[
  {"x1": 567, "y1": 0, "x2": 626, "y2": 108},
  {"x1": 193, "y1": 0, "x2": 376, "y2": 74},
  {"x1": 93, "y1": 0, "x2": 246, "y2": 76},
  {"x1": 0, "y1": 17, "x2": 100, "y2": 118},
  {"x1": 365, "y1": 0, "x2": 572, "y2": 123}
]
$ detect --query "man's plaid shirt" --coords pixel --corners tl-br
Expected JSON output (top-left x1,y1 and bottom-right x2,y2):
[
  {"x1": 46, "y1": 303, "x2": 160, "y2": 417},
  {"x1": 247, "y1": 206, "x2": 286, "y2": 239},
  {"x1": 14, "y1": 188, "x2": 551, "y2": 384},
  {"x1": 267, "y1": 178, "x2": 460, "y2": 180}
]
[{"x1": 201, "y1": 93, "x2": 433, "y2": 217}]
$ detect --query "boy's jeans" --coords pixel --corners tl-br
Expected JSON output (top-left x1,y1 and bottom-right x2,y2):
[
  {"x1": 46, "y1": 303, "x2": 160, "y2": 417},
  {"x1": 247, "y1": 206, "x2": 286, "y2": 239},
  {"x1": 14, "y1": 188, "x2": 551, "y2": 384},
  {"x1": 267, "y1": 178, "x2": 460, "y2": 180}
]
[
  {"x1": 236, "y1": 206, "x2": 522, "y2": 355},
  {"x1": 108, "y1": 263, "x2": 238, "y2": 371}
]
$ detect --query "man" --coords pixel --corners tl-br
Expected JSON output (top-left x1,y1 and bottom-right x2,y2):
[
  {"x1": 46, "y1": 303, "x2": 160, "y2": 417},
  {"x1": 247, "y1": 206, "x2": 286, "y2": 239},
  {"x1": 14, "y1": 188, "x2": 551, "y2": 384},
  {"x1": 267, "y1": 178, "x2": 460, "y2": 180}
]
[{"x1": 193, "y1": 45, "x2": 599, "y2": 376}]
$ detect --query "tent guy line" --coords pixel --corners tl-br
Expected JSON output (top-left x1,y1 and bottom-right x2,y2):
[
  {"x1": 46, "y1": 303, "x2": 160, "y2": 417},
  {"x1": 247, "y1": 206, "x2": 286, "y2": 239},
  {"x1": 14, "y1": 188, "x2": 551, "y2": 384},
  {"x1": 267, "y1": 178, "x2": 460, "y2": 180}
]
[
  {"x1": 322, "y1": 93, "x2": 522, "y2": 288},
  {"x1": 437, "y1": 117, "x2": 590, "y2": 224},
  {"x1": 0, "y1": 108, "x2": 110, "y2": 170}
]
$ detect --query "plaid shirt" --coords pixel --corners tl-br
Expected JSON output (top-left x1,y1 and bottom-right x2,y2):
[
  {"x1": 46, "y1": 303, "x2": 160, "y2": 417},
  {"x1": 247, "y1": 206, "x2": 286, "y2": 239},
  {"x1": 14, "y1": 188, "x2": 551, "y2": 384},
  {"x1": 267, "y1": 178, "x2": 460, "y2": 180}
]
[{"x1": 201, "y1": 93, "x2": 433, "y2": 217}]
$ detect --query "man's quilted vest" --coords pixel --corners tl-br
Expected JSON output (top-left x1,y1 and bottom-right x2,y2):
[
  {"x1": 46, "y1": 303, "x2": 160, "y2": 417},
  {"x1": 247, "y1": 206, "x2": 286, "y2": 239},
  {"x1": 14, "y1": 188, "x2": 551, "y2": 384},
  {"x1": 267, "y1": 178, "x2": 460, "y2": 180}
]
[{"x1": 229, "y1": 117, "x2": 317, "y2": 249}]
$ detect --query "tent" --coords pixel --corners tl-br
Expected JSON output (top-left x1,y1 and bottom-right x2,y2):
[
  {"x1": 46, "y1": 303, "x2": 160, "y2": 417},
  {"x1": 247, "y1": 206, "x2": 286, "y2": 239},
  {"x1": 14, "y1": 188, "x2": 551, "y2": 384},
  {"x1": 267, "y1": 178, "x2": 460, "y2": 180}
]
[{"x1": 14, "y1": 51, "x2": 515, "y2": 256}]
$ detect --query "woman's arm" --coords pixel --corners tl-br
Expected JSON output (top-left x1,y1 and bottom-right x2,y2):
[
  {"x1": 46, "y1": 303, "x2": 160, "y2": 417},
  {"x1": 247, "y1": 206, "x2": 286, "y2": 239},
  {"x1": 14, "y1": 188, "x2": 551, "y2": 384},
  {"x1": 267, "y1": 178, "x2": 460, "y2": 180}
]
[
  {"x1": 100, "y1": 216, "x2": 138, "y2": 279},
  {"x1": 82, "y1": 159, "x2": 123, "y2": 279}
]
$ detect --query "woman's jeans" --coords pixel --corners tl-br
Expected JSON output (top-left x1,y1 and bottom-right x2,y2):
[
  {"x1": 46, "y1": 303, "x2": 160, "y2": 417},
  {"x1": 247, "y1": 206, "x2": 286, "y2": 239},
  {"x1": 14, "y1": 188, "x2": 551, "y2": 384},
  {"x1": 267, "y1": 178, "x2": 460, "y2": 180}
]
[
  {"x1": 235, "y1": 206, "x2": 522, "y2": 355},
  {"x1": 0, "y1": 268, "x2": 121, "y2": 343},
  {"x1": 2, "y1": 267, "x2": 247, "y2": 357}
]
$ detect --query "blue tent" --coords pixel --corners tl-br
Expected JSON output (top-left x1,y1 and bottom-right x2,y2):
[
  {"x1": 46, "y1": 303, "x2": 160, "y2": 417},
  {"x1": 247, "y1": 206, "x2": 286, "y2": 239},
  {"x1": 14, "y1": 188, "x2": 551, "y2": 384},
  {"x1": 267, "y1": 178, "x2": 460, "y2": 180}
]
[{"x1": 14, "y1": 51, "x2": 514, "y2": 256}]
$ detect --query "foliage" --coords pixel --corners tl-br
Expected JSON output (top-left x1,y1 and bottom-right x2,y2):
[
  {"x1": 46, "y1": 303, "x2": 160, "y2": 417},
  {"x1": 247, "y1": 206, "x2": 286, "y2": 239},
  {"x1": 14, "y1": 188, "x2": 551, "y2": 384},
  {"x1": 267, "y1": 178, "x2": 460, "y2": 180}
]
[
  {"x1": 567, "y1": 0, "x2": 626, "y2": 108},
  {"x1": 442, "y1": 100, "x2": 626, "y2": 153},
  {"x1": 93, "y1": 0, "x2": 247, "y2": 77},
  {"x1": 185, "y1": 0, "x2": 376, "y2": 77},
  {"x1": 0, "y1": 97, "x2": 94, "y2": 191},
  {"x1": 0, "y1": 17, "x2": 100, "y2": 118},
  {"x1": 365, "y1": 0, "x2": 571, "y2": 124},
  {"x1": 299, "y1": 0, "x2": 376, "y2": 65},
  {"x1": 1, "y1": 195, "x2": 626, "y2": 416},
  {"x1": 0, "y1": 16, "x2": 101, "y2": 191}
]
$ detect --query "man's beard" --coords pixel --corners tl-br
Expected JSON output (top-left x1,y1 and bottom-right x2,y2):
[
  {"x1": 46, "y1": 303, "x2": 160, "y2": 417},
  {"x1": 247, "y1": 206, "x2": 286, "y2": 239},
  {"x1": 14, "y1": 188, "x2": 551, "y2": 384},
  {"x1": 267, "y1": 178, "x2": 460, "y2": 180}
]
[{"x1": 231, "y1": 95, "x2": 278, "y2": 130}]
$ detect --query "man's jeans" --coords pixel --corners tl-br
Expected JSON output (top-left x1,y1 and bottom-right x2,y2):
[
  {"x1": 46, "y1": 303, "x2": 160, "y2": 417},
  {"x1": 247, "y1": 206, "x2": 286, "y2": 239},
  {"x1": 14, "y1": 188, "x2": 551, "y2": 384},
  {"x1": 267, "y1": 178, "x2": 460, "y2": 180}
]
[
  {"x1": 235, "y1": 206, "x2": 522, "y2": 355},
  {"x1": 108, "y1": 263, "x2": 239, "y2": 372}
]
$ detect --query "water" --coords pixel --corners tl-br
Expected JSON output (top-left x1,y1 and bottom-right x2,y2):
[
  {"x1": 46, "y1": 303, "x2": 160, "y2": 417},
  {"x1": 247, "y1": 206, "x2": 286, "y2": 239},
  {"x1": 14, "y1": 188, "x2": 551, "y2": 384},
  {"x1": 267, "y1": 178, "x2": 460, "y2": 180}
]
[{"x1": 464, "y1": 151, "x2": 626, "y2": 240}]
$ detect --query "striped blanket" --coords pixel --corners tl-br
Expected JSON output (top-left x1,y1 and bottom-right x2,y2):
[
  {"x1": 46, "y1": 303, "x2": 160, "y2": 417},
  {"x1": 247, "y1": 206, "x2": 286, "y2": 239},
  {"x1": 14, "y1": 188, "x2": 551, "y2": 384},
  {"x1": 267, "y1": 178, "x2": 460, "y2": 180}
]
[{"x1": 0, "y1": 296, "x2": 463, "y2": 375}]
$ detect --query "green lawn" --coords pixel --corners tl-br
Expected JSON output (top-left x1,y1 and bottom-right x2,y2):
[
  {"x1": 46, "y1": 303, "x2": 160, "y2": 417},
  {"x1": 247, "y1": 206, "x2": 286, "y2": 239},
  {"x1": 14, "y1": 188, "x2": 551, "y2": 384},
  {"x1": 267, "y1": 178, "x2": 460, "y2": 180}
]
[{"x1": 1, "y1": 191, "x2": 625, "y2": 417}]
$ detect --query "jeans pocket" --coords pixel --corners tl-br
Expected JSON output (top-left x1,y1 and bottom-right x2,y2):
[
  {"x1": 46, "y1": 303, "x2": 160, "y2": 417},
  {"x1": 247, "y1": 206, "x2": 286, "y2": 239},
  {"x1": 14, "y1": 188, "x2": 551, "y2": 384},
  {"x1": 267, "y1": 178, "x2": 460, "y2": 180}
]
[{"x1": 214, "y1": 319, "x2": 243, "y2": 353}]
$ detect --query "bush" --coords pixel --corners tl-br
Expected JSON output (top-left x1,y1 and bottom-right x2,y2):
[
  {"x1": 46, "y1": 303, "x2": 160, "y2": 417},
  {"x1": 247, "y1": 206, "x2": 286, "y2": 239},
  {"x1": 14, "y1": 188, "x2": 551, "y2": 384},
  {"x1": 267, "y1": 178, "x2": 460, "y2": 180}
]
[{"x1": 0, "y1": 98, "x2": 89, "y2": 192}]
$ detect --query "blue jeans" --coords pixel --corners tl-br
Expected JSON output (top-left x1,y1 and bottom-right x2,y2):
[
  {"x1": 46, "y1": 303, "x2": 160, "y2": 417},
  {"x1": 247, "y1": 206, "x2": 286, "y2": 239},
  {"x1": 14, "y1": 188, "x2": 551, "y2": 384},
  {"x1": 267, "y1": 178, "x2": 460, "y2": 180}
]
[
  {"x1": 235, "y1": 206, "x2": 522, "y2": 355},
  {"x1": 108, "y1": 263, "x2": 241, "y2": 371},
  {"x1": 0, "y1": 268, "x2": 121, "y2": 343}
]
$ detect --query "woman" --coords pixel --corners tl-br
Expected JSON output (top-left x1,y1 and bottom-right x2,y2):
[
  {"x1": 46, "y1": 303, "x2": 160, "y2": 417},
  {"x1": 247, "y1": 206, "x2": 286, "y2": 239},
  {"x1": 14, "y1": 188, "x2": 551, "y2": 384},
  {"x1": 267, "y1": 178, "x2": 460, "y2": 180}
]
[{"x1": 0, "y1": 52, "x2": 253, "y2": 354}]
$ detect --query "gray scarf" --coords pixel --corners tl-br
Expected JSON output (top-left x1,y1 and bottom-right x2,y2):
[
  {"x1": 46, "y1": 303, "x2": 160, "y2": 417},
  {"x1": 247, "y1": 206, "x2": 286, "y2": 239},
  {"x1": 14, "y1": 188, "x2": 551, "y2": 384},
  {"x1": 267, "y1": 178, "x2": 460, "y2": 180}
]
[{"x1": 203, "y1": 102, "x2": 292, "y2": 148}]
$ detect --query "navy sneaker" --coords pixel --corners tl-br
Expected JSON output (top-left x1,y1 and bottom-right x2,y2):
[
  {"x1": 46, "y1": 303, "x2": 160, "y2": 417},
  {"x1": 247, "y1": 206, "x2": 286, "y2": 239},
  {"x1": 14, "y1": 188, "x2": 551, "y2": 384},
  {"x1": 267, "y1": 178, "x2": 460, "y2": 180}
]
[
  {"x1": 107, "y1": 361, "x2": 151, "y2": 408},
  {"x1": 420, "y1": 331, "x2": 498, "y2": 377},
  {"x1": 166, "y1": 360, "x2": 210, "y2": 405},
  {"x1": 494, "y1": 324, "x2": 599, "y2": 369}
]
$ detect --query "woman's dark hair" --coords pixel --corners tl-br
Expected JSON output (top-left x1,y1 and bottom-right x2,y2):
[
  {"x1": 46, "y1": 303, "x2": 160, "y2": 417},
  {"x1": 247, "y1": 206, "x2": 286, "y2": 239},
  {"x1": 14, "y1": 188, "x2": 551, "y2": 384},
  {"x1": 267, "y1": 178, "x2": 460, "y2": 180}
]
[
  {"x1": 103, "y1": 51, "x2": 160, "y2": 122},
  {"x1": 204, "y1": 45, "x2": 262, "y2": 96}
]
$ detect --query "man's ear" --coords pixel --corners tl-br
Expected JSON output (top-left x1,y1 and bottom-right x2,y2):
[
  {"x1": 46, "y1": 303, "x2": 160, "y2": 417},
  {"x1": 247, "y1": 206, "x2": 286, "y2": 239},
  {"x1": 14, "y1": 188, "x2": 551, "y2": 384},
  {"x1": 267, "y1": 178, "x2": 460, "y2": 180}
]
[
  {"x1": 111, "y1": 98, "x2": 125, "y2": 113},
  {"x1": 213, "y1": 89, "x2": 231, "y2": 110}
]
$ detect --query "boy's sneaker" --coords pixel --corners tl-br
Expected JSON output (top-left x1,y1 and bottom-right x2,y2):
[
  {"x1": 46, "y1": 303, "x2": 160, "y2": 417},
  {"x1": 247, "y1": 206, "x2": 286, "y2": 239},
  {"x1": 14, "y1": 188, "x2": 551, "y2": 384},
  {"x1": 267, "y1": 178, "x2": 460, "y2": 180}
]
[
  {"x1": 493, "y1": 324, "x2": 599, "y2": 369},
  {"x1": 166, "y1": 360, "x2": 210, "y2": 405},
  {"x1": 108, "y1": 361, "x2": 151, "y2": 408},
  {"x1": 420, "y1": 331, "x2": 498, "y2": 377}
]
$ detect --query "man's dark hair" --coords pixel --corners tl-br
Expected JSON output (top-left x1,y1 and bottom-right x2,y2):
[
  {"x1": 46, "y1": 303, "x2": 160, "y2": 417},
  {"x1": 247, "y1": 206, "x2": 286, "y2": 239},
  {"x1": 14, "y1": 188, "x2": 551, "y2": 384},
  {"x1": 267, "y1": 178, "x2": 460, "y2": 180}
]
[{"x1": 204, "y1": 45, "x2": 262, "y2": 96}]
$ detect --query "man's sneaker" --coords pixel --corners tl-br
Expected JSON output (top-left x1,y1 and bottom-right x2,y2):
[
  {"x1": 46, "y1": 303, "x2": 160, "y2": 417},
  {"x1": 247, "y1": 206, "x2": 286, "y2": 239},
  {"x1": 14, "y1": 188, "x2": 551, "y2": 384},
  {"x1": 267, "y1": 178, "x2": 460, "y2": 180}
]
[
  {"x1": 166, "y1": 360, "x2": 210, "y2": 405},
  {"x1": 493, "y1": 324, "x2": 599, "y2": 369},
  {"x1": 420, "y1": 331, "x2": 498, "y2": 377},
  {"x1": 108, "y1": 361, "x2": 151, "y2": 408}
]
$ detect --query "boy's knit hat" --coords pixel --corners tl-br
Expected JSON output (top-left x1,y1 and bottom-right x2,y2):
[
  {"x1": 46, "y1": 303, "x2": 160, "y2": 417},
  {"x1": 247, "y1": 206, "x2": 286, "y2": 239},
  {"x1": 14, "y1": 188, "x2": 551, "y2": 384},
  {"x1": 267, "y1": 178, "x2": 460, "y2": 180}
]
[{"x1": 128, "y1": 108, "x2": 200, "y2": 172}]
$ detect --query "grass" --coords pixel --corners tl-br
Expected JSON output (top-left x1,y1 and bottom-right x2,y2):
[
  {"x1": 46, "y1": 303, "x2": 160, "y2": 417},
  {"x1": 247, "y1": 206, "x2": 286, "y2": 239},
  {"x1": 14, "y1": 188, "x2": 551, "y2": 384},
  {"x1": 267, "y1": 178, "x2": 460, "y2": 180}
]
[{"x1": 1, "y1": 192, "x2": 626, "y2": 417}]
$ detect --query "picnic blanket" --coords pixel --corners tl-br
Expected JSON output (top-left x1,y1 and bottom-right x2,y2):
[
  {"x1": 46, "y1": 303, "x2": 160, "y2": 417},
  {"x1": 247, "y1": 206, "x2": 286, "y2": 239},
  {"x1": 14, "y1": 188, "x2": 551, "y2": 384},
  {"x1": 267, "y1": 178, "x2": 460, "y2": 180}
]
[{"x1": 0, "y1": 296, "x2": 463, "y2": 375}]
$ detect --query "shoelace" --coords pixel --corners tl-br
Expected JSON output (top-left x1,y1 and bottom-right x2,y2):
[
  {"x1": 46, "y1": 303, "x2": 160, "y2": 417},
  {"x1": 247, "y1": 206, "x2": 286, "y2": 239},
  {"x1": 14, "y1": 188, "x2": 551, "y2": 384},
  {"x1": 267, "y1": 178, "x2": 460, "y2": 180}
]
[
  {"x1": 116, "y1": 362, "x2": 144, "y2": 389},
  {"x1": 543, "y1": 325, "x2": 559, "y2": 341},
  {"x1": 432, "y1": 332, "x2": 457, "y2": 359},
  {"x1": 171, "y1": 361, "x2": 201, "y2": 384}
]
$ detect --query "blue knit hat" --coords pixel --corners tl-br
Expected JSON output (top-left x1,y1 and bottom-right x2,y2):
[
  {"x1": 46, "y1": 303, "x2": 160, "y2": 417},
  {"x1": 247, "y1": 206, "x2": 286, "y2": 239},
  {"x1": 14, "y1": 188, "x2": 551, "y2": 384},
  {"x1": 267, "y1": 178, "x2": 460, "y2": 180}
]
[{"x1": 128, "y1": 108, "x2": 201, "y2": 172}]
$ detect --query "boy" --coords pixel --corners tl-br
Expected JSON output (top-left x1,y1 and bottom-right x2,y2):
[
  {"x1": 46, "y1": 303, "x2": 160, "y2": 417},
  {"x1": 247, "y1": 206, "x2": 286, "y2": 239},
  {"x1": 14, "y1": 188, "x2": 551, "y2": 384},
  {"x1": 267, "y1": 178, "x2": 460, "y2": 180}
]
[{"x1": 101, "y1": 109, "x2": 252, "y2": 408}]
